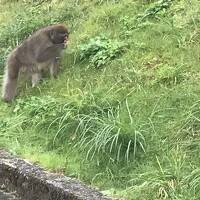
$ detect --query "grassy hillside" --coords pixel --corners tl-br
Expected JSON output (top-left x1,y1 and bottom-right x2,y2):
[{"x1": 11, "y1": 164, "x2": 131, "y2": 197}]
[{"x1": 0, "y1": 0, "x2": 200, "y2": 199}]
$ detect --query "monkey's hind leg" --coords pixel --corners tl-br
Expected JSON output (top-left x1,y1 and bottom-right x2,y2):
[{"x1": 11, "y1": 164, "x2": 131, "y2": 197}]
[
  {"x1": 32, "y1": 72, "x2": 42, "y2": 88},
  {"x1": 2, "y1": 58, "x2": 20, "y2": 102},
  {"x1": 49, "y1": 58, "x2": 60, "y2": 78}
]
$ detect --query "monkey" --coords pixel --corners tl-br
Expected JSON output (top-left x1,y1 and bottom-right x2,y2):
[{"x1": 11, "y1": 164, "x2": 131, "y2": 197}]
[{"x1": 1, "y1": 24, "x2": 69, "y2": 102}]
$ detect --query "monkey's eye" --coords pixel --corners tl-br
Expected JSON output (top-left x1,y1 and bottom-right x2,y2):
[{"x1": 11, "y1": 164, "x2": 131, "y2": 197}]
[{"x1": 59, "y1": 33, "x2": 68, "y2": 37}]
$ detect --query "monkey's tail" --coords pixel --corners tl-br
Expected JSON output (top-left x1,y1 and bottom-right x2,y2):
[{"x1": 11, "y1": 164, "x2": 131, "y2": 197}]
[{"x1": 2, "y1": 54, "x2": 20, "y2": 102}]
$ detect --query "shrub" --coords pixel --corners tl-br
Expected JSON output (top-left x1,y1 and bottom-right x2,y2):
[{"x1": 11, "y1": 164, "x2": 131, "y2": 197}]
[
  {"x1": 136, "y1": 0, "x2": 173, "y2": 23},
  {"x1": 80, "y1": 35, "x2": 127, "y2": 68}
]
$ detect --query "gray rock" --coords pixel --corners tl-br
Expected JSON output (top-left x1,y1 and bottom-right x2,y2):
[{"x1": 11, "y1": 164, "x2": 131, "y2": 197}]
[{"x1": 0, "y1": 151, "x2": 113, "y2": 200}]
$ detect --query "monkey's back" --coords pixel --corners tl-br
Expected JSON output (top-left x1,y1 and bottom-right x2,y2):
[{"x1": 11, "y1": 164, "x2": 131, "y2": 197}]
[{"x1": 9, "y1": 29, "x2": 51, "y2": 66}]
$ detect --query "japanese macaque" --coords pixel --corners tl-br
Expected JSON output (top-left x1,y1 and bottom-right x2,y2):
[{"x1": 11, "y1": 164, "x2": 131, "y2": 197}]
[{"x1": 2, "y1": 24, "x2": 69, "y2": 102}]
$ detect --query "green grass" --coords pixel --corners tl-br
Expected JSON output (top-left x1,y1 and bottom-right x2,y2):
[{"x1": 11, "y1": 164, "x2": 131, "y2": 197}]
[{"x1": 0, "y1": 0, "x2": 200, "y2": 199}]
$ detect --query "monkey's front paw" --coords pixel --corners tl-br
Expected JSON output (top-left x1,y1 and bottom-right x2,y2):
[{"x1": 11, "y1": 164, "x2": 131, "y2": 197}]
[{"x1": 64, "y1": 39, "x2": 69, "y2": 48}]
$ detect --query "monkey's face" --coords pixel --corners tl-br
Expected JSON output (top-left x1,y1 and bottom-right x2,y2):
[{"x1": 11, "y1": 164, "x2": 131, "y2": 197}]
[{"x1": 49, "y1": 25, "x2": 69, "y2": 48}]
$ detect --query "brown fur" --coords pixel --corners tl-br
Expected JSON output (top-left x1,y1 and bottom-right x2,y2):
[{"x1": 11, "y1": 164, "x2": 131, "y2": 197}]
[{"x1": 2, "y1": 24, "x2": 69, "y2": 102}]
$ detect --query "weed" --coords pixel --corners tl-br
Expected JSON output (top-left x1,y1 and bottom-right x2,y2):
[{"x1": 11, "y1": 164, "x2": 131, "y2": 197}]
[{"x1": 153, "y1": 64, "x2": 186, "y2": 85}]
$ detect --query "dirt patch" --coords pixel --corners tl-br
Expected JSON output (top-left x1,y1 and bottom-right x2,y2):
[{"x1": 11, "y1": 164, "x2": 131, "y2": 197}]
[{"x1": 0, "y1": 150, "x2": 112, "y2": 200}]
